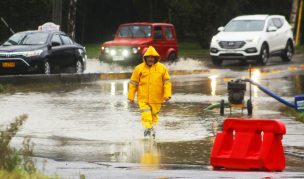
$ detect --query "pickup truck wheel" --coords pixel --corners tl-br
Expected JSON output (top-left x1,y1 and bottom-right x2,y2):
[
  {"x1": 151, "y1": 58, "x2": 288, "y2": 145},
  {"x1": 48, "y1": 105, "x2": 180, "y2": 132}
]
[
  {"x1": 258, "y1": 44, "x2": 269, "y2": 65},
  {"x1": 41, "y1": 60, "x2": 51, "y2": 74},
  {"x1": 212, "y1": 57, "x2": 223, "y2": 66},
  {"x1": 281, "y1": 41, "x2": 293, "y2": 62},
  {"x1": 74, "y1": 60, "x2": 83, "y2": 73},
  {"x1": 168, "y1": 52, "x2": 177, "y2": 61}
]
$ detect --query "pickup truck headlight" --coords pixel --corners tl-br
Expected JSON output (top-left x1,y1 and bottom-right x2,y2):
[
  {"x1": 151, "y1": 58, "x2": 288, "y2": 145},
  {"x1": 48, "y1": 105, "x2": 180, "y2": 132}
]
[
  {"x1": 110, "y1": 49, "x2": 116, "y2": 56},
  {"x1": 132, "y1": 47, "x2": 140, "y2": 54},
  {"x1": 122, "y1": 49, "x2": 129, "y2": 57},
  {"x1": 104, "y1": 47, "x2": 110, "y2": 54}
]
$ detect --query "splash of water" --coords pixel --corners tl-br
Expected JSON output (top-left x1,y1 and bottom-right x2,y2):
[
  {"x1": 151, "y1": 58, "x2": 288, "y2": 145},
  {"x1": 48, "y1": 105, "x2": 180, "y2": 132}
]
[{"x1": 85, "y1": 58, "x2": 208, "y2": 73}]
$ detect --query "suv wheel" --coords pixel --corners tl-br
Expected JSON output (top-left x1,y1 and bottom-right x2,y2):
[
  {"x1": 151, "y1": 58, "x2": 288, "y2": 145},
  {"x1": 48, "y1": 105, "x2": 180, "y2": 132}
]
[
  {"x1": 41, "y1": 60, "x2": 51, "y2": 74},
  {"x1": 74, "y1": 60, "x2": 83, "y2": 73},
  {"x1": 212, "y1": 57, "x2": 223, "y2": 66},
  {"x1": 282, "y1": 41, "x2": 293, "y2": 62},
  {"x1": 258, "y1": 44, "x2": 269, "y2": 65}
]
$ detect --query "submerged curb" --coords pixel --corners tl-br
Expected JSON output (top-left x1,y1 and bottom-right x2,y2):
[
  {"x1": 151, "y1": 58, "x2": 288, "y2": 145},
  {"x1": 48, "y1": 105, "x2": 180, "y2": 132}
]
[{"x1": 0, "y1": 69, "x2": 210, "y2": 85}]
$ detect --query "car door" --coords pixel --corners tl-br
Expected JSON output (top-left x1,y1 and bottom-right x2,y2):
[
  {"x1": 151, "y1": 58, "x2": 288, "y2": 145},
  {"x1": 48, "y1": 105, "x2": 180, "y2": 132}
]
[
  {"x1": 266, "y1": 18, "x2": 280, "y2": 52},
  {"x1": 152, "y1": 26, "x2": 165, "y2": 59},
  {"x1": 163, "y1": 26, "x2": 177, "y2": 57},
  {"x1": 272, "y1": 18, "x2": 286, "y2": 50},
  {"x1": 49, "y1": 33, "x2": 64, "y2": 67},
  {"x1": 60, "y1": 34, "x2": 78, "y2": 67}
]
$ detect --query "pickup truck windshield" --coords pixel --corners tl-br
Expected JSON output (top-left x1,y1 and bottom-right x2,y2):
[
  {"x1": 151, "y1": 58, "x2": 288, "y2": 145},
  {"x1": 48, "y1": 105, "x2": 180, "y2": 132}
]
[
  {"x1": 225, "y1": 20, "x2": 265, "y2": 32},
  {"x1": 117, "y1": 25, "x2": 152, "y2": 38}
]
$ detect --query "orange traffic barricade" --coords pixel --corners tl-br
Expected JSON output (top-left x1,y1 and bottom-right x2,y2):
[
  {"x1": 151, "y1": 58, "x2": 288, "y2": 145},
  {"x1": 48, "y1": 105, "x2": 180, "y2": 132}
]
[{"x1": 210, "y1": 118, "x2": 286, "y2": 171}]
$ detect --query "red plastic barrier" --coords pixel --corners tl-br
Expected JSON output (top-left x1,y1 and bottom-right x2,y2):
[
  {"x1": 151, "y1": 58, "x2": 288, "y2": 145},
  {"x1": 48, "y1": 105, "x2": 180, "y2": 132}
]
[{"x1": 210, "y1": 118, "x2": 286, "y2": 171}]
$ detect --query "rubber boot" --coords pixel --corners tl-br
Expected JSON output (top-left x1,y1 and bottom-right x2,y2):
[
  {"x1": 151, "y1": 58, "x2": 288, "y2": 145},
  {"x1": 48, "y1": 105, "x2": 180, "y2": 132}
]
[{"x1": 144, "y1": 128, "x2": 151, "y2": 137}]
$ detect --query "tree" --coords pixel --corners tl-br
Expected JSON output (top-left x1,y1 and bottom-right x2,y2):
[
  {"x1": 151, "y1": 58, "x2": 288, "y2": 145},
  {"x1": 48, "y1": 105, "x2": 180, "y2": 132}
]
[
  {"x1": 0, "y1": 0, "x2": 52, "y2": 42},
  {"x1": 52, "y1": 0, "x2": 62, "y2": 26},
  {"x1": 67, "y1": 0, "x2": 77, "y2": 39},
  {"x1": 290, "y1": 0, "x2": 299, "y2": 30},
  {"x1": 166, "y1": 0, "x2": 292, "y2": 48}
]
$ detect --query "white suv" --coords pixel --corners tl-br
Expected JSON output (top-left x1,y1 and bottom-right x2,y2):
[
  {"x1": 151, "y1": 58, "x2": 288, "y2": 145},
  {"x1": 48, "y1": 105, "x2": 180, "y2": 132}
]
[{"x1": 210, "y1": 15, "x2": 294, "y2": 66}]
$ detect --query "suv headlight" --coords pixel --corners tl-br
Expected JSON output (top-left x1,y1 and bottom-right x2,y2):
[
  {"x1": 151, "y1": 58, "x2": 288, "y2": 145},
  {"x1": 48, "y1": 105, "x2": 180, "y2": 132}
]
[
  {"x1": 246, "y1": 36, "x2": 260, "y2": 43},
  {"x1": 211, "y1": 36, "x2": 219, "y2": 43}
]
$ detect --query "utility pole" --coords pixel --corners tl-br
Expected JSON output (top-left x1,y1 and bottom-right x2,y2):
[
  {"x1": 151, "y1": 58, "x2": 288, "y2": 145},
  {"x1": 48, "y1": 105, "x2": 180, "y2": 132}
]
[
  {"x1": 52, "y1": 0, "x2": 62, "y2": 26},
  {"x1": 295, "y1": 0, "x2": 303, "y2": 46}
]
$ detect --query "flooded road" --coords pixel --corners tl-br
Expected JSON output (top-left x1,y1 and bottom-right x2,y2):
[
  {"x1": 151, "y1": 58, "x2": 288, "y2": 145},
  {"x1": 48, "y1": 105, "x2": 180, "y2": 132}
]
[{"x1": 1, "y1": 54, "x2": 304, "y2": 178}]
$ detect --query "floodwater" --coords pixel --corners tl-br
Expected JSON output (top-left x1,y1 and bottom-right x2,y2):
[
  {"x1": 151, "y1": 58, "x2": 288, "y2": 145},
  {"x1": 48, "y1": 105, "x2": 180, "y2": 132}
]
[{"x1": 1, "y1": 56, "x2": 304, "y2": 177}]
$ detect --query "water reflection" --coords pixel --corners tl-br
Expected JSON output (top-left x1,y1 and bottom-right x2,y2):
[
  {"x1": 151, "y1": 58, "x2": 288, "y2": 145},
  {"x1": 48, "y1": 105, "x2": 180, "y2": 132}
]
[
  {"x1": 123, "y1": 80, "x2": 128, "y2": 96},
  {"x1": 140, "y1": 140, "x2": 160, "y2": 170},
  {"x1": 250, "y1": 68, "x2": 261, "y2": 97},
  {"x1": 208, "y1": 75, "x2": 217, "y2": 96},
  {"x1": 111, "y1": 82, "x2": 115, "y2": 95}
]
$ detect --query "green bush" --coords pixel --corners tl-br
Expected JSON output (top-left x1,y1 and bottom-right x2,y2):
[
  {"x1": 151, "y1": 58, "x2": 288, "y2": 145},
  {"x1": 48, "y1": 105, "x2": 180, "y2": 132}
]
[
  {"x1": 0, "y1": 114, "x2": 28, "y2": 171},
  {"x1": 0, "y1": 115, "x2": 59, "y2": 178}
]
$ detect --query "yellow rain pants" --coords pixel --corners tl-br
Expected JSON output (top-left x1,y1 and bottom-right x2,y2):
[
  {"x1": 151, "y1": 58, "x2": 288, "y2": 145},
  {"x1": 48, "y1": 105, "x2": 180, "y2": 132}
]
[{"x1": 138, "y1": 102, "x2": 161, "y2": 129}]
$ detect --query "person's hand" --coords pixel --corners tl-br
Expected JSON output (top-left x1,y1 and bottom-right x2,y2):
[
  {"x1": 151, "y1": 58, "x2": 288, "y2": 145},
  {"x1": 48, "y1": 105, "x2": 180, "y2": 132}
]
[
  {"x1": 128, "y1": 99, "x2": 134, "y2": 104},
  {"x1": 164, "y1": 97, "x2": 171, "y2": 102}
]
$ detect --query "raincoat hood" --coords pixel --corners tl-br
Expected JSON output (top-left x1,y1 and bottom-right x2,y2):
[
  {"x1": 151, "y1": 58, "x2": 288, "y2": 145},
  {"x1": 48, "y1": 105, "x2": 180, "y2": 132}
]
[{"x1": 143, "y1": 46, "x2": 160, "y2": 63}]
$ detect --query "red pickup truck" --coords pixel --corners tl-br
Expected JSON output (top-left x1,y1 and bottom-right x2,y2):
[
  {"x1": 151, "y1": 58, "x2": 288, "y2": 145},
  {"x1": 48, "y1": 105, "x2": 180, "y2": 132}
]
[{"x1": 100, "y1": 22, "x2": 178, "y2": 65}]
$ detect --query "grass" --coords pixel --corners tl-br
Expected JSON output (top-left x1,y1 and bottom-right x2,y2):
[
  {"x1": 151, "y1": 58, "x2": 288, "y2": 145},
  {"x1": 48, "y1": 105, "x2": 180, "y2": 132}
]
[
  {"x1": 84, "y1": 41, "x2": 209, "y2": 59},
  {"x1": 280, "y1": 106, "x2": 304, "y2": 123},
  {"x1": 178, "y1": 41, "x2": 209, "y2": 58},
  {"x1": 0, "y1": 170, "x2": 52, "y2": 179},
  {"x1": 85, "y1": 43, "x2": 101, "y2": 59},
  {"x1": 295, "y1": 45, "x2": 304, "y2": 54}
]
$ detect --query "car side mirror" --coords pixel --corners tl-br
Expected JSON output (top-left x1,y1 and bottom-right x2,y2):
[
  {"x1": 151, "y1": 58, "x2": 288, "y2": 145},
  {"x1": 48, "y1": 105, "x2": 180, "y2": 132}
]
[
  {"x1": 218, "y1": 27, "x2": 225, "y2": 32},
  {"x1": 51, "y1": 41, "x2": 61, "y2": 47},
  {"x1": 47, "y1": 43, "x2": 52, "y2": 50},
  {"x1": 267, "y1": 26, "x2": 277, "y2": 32}
]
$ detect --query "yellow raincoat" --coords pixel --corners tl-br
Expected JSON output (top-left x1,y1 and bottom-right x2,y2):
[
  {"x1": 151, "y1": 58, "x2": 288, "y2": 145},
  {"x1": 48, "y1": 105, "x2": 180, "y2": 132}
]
[{"x1": 128, "y1": 46, "x2": 172, "y2": 129}]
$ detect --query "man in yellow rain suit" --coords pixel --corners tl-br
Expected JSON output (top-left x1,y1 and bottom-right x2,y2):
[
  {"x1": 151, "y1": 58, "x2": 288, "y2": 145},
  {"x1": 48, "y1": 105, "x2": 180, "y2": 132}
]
[{"x1": 128, "y1": 46, "x2": 172, "y2": 138}]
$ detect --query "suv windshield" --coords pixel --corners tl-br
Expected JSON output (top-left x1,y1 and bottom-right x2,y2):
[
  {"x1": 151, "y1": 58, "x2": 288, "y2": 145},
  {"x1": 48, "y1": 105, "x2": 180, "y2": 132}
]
[
  {"x1": 225, "y1": 20, "x2": 265, "y2": 32},
  {"x1": 19, "y1": 32, "x2": 49, "y2": 45},
  {"x1": 117, "y1": 25, "x2": 152, "y2": 38}
]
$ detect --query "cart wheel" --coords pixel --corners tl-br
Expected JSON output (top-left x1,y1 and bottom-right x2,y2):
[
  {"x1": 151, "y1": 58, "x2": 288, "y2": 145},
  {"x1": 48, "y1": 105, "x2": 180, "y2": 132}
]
[
  {"x1": 247, "y1": 99, "x2": 253, "y2": 116},
  {"x1": 220, "y1": 100, "x2": 225, "y2": 116}
]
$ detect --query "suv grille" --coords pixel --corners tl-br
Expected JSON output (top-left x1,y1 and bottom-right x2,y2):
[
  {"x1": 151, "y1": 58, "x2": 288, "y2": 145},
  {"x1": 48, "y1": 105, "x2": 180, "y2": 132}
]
[{"x1": 218, "y1": 41, "x2": 246, "y2": 49}]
